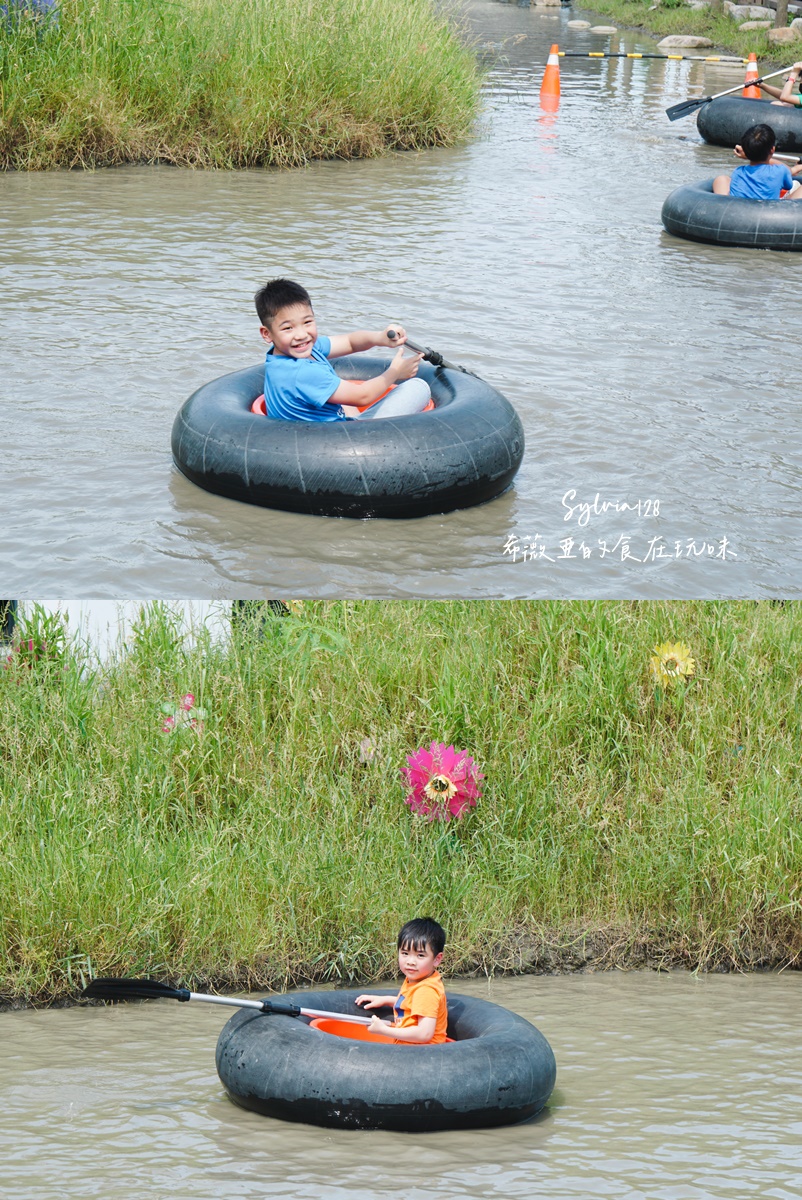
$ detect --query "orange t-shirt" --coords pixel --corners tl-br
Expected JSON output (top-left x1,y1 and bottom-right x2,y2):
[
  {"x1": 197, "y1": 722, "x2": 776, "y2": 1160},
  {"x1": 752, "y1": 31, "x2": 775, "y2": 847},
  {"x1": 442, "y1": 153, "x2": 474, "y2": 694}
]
[{"x1": 392, "y1": 970, "x2": 448, "y2": 1044}]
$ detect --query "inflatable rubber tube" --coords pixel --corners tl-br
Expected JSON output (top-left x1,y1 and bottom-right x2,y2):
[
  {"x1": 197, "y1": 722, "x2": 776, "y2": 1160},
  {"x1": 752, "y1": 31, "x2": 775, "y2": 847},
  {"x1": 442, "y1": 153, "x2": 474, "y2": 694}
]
[
  {"x1": 171, "y1": 356, "x2": 524, "y2": 519},
  {"x1": 697, "y1": 95, "x2": 802, "y2": 152},
  {"x1": 661, "y1": 177, "x2": 802, "y2": 250},
  {"x1": 215, "y1": 987, "x2": 556, "y2": 1131}
]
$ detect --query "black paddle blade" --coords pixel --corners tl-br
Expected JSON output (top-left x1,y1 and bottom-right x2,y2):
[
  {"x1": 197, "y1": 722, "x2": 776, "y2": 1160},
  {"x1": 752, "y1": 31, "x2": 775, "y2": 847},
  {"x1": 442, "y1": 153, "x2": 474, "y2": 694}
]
[
  {"x1": 82, "y1": 976, "x2": 190, "y2": 1003},
  {"x1": 666, "y1": 95, "x2": 711, "y2": 122}
]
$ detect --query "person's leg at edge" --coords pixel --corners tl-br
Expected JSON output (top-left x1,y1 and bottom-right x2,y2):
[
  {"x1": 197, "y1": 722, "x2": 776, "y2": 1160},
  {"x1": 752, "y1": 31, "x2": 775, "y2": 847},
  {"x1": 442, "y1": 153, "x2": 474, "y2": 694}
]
[{"x1": 351, "y1": 378, "x2": 431, "y2": 419}]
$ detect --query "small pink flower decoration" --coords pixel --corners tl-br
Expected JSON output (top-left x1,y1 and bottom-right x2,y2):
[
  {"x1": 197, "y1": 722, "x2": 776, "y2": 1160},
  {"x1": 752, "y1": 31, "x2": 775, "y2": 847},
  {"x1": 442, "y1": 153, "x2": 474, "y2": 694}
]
[
  {"x1": 159, "y1": 694, "x2": 208, "y2": 734},
  {"x1": 402, "y1": 741, "x2": 483, "y2": 821},
  {"x1": 5, "y1": 639, "x2": 42, "y2": 669}
]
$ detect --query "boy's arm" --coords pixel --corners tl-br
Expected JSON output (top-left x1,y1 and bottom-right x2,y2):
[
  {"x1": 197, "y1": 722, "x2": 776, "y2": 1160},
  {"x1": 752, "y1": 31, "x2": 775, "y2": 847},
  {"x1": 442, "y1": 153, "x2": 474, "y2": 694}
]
[
  {"x1": 778, "y1": 65, "x2": 802, "y2": 105},
  {"x1": 367, "y1": 1015, "x2": 437, "y2": 1043},
  {"x1": 326, "y1": 348, "x2": 424, "y2": 408},
  {"x1": 327, "y1": 325, "x2": 408, "y2": 358}
]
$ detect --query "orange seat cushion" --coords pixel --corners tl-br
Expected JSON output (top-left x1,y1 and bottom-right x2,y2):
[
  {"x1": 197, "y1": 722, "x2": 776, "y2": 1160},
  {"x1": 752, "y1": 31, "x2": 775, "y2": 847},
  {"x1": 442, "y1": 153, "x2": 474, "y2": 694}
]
[
  {"x1": 251, "y1": 393, "x2": 434, "y2": 418},
  {"x1": 310, "y1": 1017, "x2": 453, "y2": 1044}
]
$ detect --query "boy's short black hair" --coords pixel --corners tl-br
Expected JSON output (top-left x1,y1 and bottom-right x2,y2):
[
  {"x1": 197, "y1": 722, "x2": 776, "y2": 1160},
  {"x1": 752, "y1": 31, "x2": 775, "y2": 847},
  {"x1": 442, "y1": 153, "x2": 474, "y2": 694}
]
[
  {"x1": 740, "y1": 123, "x2": 776, "y2": 164},
  {"x1": 398, "y1": 917, "x2": 446, "y2": 957},
  {"x1": 254, "y1": 278, "x2": 312, "y2": 327}
]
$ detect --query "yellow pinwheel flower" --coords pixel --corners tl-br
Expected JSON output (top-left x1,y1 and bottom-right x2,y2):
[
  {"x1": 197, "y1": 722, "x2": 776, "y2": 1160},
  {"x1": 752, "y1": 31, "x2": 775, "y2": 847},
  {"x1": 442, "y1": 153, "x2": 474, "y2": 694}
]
[{"x1": 650, "y1": 642, "x2": 695, "y2": 687}]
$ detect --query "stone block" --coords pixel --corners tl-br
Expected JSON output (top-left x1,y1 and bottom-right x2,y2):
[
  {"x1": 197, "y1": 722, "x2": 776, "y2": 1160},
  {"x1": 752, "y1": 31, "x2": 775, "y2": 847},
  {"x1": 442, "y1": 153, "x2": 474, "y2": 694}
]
[
  {"x1": 725, "y1": 3, "x2": 772, "y2": 16},
  {"x1": 738, "y1": 18, "x2": 772, "y2": 25},
  {"x1": 768, "y1": 24, "x2": 802, "y2": 41},
  {"x1": 589, "y1": 25, "x2": 619, "y2": 33},
  {"x1": 656, "y1": 34, "x2": 715, "y2": 48}
]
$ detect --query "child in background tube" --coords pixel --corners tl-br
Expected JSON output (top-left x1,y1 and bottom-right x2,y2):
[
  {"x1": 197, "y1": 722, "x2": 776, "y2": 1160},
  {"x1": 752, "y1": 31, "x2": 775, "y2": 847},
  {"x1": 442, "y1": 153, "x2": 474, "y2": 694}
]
[
  {"x1": 713, "y1": 123, "x2": 802, "y2": 198},
  {"x1": 758, "y1": 61, "x2": 802, "y2": 109}
]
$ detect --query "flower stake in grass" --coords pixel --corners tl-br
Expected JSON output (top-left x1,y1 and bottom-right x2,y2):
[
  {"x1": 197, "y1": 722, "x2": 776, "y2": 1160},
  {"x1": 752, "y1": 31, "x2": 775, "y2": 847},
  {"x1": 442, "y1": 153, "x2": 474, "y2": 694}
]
[
  {"x1": 358, "y1": 736, "x2": 378, "y2": 765},
  {"x1": 403, "y1": 742, "x2": 483, "y2": 821},
  {"x1": 160, "y1": 693, "x2": 208, "y2": 734},
  {"x1": 650, "y1": 642, "x2": 696, "y2": 689},
  {"x1": 2, "y1": 603, "x2": 70, "y2": 673},
  {"x1": 5, "y1": 638, "x2": 37, "y2": 669}
]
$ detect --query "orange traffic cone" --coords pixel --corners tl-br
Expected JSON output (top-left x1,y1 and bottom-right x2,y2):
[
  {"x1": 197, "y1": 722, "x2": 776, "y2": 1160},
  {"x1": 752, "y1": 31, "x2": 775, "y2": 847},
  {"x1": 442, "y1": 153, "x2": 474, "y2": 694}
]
[
  {"x1": 540, "y1": 44, "x2": 561, "y2": 112},
  {"x1": 742, "y1": 53, "x2": 760, "y2": 99}
]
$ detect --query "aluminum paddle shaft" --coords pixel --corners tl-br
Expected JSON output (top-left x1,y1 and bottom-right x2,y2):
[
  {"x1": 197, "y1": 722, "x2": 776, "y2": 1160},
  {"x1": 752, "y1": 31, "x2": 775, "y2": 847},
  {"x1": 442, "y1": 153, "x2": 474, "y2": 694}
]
[
  {"x1": 82, "y1": 976, "x2": 376, "y2": 1024},
  {"x1": 187, "y1": 992, "x2": 373, "y2": 1024}
]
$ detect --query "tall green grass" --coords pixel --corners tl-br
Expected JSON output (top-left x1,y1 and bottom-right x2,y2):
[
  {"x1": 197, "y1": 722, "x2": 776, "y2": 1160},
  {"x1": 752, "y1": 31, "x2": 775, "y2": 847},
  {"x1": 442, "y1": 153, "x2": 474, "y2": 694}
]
[
  {"x1": 0, "y1": 0, "x2": 481, "y2": 169},
  {"x1": 2, "y1": 600, "x2": 801, "y2": 1004}
]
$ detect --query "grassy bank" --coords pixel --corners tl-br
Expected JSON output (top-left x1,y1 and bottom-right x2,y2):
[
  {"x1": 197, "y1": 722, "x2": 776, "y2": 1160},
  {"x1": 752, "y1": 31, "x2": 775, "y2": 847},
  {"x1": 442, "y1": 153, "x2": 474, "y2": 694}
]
[
  {"x1": 2, "y1": 600, "x2": 801, "y2": 1006},
  {"x1": 585, "y1": 0, "x2": 797, "y2": 62},
  {"x1": 0, "y1": 0, "x2": 480, "y2": 169}
]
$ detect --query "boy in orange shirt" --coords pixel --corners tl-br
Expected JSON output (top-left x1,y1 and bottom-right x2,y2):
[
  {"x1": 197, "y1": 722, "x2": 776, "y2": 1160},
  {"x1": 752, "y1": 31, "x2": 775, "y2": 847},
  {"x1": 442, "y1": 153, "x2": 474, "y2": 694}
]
[{"x1": 356, "y1": 918, "x2": 448, "y2": 1044}]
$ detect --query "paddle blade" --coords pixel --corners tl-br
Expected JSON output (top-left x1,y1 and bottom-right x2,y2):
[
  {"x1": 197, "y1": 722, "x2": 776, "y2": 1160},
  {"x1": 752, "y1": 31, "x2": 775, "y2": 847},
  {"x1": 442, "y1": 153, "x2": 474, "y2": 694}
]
[
  {"x1": 666, "y1": 95, "x2": 711, "y2": 121},
  {"x1": 82, "y1": 976, "x2": 190, "y2": 1003}
]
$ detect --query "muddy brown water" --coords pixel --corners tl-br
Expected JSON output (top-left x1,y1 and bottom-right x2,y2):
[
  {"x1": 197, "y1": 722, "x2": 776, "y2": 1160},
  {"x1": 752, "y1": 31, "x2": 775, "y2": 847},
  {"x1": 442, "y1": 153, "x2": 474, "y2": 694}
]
[
  {"x1": 2, "y1": 0, "x2": 802, "y2": 597},
  {"x1": 1, "y1": 972, "x2": 800, "y2": 1199}
]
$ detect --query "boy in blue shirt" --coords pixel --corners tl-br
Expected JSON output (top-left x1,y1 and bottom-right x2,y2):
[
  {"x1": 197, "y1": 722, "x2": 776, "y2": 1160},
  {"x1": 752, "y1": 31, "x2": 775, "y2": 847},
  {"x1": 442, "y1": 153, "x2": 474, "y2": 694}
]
[
  {"x1": 713, "y1": 123, "x2": 802, "y2": 200},
  {"x1": 255, "y1": 278, "x2": 432, "y2": 422}
]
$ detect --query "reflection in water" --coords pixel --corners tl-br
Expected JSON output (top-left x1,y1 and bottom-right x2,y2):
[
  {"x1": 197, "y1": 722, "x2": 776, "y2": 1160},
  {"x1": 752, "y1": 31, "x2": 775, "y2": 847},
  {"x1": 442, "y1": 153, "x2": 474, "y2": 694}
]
[
  {"x1": 1, "y1": 1, "x2": 801, "y2": 597},
  {"x1": 2, "y1": 972, "x2": 800, "y2": 1198}
]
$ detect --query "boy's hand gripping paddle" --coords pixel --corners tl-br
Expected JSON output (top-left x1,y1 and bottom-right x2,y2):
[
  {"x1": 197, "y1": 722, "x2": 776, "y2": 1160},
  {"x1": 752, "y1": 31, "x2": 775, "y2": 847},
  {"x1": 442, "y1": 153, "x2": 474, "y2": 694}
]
[
  {"x1": 666, "y1": 65, "x2": 795, "y2": 121},
  {"x1": 81, "y1": 976, "x2": 376, "y2": 1023},
  {"x1": 386, "y1": 328, "x2": 476, "y2": 376}
]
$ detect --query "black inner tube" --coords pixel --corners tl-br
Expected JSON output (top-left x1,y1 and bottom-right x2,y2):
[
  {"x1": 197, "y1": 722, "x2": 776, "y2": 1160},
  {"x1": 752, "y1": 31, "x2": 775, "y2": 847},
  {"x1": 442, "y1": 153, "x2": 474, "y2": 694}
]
[
  {"x1": 662, "y1": 177, "x2": 802, "y2": 250},
  {"x1": 171, "y1": 356, "x2": 525, "y2": 519},
  {"x1": 698, "y1": 95, "x2": 802, "y2": 152},
  {"x1": 215, "y1": 988, "x2": 557, "y2": 1132}
]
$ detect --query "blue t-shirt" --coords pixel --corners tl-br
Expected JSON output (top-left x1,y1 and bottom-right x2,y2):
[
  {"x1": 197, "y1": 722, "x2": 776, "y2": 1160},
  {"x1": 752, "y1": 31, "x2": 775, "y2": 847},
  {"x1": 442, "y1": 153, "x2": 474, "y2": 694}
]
[
  {"x1": 264, "y1": 336, "x2": 344, "y2": 422},
  {"x1": 729, "y1": 162, "x2": 793, "y2": 201}
]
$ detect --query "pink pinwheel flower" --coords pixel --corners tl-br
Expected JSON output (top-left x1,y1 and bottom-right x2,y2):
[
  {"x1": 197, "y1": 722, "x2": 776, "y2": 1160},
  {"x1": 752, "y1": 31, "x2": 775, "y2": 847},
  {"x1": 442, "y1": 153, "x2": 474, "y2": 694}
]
[
  {"x1": 4, "y1": 638, "x2": 46, "y2": 670},
  {"x1": 159, "y1": 694, "x2": 208, "y2": 735},
  {"x1": 402, "y1": 741, "x2": 483, "y2": 821}
]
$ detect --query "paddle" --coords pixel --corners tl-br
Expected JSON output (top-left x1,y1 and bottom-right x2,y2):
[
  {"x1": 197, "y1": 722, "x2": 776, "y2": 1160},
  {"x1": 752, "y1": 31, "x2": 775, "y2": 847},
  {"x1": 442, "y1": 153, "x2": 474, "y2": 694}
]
[
  {"x1": 386, "y1": 328, "x2": 475, "y2": 376},
  {"x1": 81, "y1": 976, "x2": 380, "y2": 1024},
  {"x1": 773, "y1": 151, "x2": 802, "y2": 164},
  {"x1": 666, "y1": 65, "x2": 794, "y2": 122}
]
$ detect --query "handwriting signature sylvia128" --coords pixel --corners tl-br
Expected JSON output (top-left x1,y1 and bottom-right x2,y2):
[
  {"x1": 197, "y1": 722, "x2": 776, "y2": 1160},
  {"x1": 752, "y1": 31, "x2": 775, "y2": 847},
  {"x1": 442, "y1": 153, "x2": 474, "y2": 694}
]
[{"x1": 562, "y1": 490, "x2": 661, "y2": 528}]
